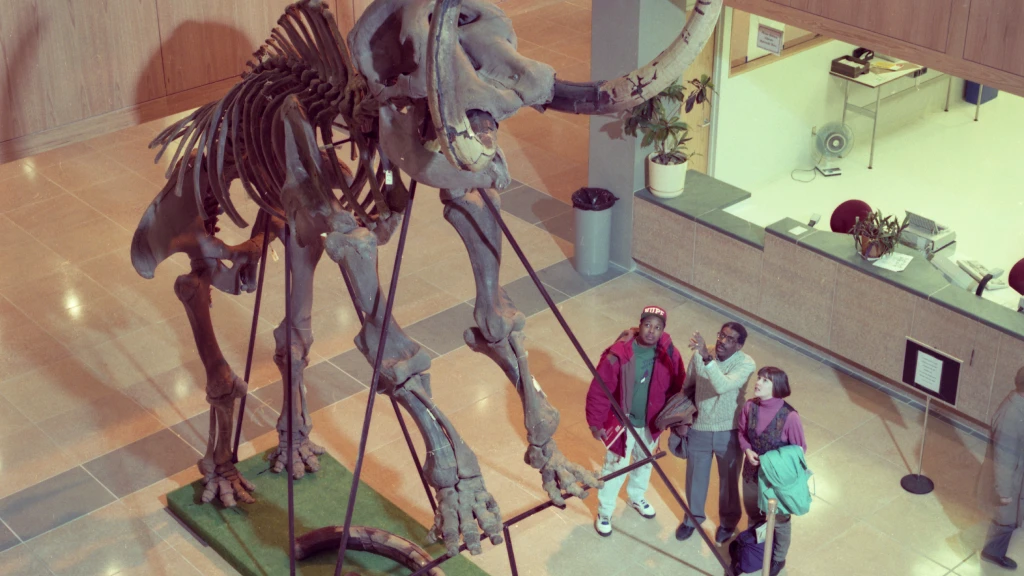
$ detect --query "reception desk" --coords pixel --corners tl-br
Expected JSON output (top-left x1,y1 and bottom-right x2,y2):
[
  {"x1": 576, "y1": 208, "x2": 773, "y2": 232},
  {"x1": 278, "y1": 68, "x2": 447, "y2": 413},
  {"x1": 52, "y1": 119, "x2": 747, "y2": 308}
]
[{"x1": 633, "y1": 171, "x2": 1024, "y2": 428}]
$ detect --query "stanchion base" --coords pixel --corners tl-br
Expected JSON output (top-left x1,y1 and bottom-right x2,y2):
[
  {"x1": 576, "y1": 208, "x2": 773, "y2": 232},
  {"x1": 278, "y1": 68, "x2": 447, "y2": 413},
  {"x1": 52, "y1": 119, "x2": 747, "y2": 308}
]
[{"x1": 900, "y1": 474, "x2": 935, "y2": 495}]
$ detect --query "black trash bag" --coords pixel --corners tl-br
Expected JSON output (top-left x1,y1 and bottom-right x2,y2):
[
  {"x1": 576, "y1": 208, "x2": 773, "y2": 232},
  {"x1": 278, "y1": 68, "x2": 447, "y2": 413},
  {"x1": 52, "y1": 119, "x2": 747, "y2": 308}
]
[{"x1": 571, "y1": 187, "x2": 618, "y2": 211}]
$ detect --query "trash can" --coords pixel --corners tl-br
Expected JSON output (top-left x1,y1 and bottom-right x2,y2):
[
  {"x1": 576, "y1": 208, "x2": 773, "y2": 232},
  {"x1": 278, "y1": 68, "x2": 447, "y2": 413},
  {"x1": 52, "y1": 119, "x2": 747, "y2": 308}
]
[
  {"x1": 571, "y1": 187, "x2": 618, "y2": 276},
  {"x1": 963, "y1": 81, "x2": 998, "y2": 105}
]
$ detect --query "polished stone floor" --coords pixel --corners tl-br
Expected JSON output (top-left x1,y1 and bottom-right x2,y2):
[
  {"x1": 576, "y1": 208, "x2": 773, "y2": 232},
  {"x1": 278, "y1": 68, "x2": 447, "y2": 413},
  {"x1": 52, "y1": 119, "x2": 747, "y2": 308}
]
[{"x1": 0, "y1": 0, "x2": 1021, "y2": 574}]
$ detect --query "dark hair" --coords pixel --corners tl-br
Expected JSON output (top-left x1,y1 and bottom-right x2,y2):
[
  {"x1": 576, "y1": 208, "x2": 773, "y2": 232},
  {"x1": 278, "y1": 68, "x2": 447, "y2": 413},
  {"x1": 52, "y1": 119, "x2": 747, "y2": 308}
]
[
  {"x1": 758, "y1": 366, "x2": 791, "y2": 399},
  {"x1": 1016, "y1": 366, "x2": 1024, "y2": 393},
  {"x1": 721, "y1": 321, "x2": 747, "y2": 345}
]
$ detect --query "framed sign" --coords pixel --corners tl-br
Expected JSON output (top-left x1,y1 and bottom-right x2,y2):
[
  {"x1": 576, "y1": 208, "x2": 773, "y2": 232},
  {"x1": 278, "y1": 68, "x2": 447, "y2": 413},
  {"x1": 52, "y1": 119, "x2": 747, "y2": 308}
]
[
  {"x1": 901, "y1": 338, "x2": 961, "y2": 406},
  {"x1": 756, "y1": 23, "x2": 785, "y2": 56}
]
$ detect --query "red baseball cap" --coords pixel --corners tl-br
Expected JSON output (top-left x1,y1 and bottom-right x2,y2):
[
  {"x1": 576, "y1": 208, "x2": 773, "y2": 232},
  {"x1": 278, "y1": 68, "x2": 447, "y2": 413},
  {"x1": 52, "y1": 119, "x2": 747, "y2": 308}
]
[{"x1": 640, "y1": 305, "x2": 667, "y2": 326}]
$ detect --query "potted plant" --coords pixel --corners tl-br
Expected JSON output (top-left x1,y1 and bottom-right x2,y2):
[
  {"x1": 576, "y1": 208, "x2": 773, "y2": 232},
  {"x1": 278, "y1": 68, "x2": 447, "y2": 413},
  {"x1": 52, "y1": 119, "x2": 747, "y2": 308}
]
[
  {"x1": 849, "y1": 209, "x2": 909, "y2": 260},
  {"x1": 624, "y1": 75, "x2": 714, "y2": 198}
]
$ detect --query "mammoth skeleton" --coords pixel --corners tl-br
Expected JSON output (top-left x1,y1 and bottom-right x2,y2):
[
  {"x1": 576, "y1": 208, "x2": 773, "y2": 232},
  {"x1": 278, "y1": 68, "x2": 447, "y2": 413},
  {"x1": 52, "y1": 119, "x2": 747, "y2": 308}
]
[{"x1": 130, "y1": 0, "x2": 721, "y2": 562}]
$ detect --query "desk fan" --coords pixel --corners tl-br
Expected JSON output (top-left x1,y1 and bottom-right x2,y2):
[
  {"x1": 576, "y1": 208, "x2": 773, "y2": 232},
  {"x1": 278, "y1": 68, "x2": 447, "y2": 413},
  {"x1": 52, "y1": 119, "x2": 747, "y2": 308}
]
[{"x1": 815, "y1": 122, "x2": 854, "y2": 177}]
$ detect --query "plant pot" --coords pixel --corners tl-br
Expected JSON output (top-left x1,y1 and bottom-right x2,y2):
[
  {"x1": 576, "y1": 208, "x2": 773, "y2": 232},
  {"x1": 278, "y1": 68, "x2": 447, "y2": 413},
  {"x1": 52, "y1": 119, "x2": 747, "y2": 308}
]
[
  {"x1": 648, "y1": 153, "x2": 688, "y2": 198},
  {"x1": 857, "y1": 236, "x2": 885, "y2": 261}
]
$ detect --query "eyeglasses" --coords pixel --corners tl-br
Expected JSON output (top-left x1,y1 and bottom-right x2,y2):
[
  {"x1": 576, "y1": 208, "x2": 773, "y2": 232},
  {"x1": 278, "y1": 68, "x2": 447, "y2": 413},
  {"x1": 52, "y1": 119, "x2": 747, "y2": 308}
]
[{"x1": 717, "y1": 331, "x2": 738, "y2": 344}]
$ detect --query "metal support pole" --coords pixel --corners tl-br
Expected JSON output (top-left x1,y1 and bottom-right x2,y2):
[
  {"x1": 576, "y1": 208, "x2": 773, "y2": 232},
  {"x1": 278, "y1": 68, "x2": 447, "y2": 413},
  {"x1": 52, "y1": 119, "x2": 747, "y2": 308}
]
[
  {"x1": 841, "y1": 79, "x2": 850, "y2": 125},
  {"x1": 333, "y1": 181, "x2": 417, "y2": 576},
  {"x1": 474, "y1": 188, "x2": 733, "y2": 575},
  {"x1": 284, "y1": 225, "x2": 297, "y2": 576},
  {"x1": 762, "y1": 499, "x2": 778, "y2": 576},
  {"x1": 868, "y1": 87, "x2": 881, "y2": 169},
  {"x1": 900, "y1": 395, "x2": 935, "y2": 494},
  {"x1": 233, "y1": 215, "x2": 273, "y2": 463},
  {"x1": 917, "y1": 396, "x2": 931, "y2": 476},
  {"x1": 503, "y1": 526, "x2": 518, "y2": 576},
  {"x1": 975, "y1": 83, "x2": 983, "y2": 121},
  {"x1": 944, "y1": 75, "x2": 952, "y2": 112}
]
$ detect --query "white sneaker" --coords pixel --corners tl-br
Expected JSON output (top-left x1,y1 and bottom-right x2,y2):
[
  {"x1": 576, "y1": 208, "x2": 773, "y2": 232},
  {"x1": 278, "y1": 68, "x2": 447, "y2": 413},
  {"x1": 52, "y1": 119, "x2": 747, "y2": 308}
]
[
  {"x1": 629, "y1": 499, "x2": 656, "y2": 519},
  {"x1": 595, "y1": 514, "x2": 612, "y2": 537}
]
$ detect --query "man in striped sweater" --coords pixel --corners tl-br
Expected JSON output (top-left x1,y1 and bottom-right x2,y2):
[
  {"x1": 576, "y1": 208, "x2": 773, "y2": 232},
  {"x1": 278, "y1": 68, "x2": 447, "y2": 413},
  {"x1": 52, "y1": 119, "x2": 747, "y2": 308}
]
[{"x1": 675, "y1": 321, "x2": 756, "y2": 545}]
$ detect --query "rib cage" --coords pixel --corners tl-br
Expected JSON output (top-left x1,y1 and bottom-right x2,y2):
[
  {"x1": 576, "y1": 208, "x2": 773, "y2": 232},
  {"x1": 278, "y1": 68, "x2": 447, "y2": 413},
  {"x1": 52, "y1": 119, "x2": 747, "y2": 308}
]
[{"x1": 149, "y1": 0, "x2": 393, "y2": 233}]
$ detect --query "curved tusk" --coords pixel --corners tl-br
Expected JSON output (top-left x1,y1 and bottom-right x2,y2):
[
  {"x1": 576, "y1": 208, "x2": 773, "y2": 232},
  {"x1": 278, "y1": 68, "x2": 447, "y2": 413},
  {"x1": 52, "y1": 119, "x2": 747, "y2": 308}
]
[
  {"x1": 426, "y1": 0, "x2": 496, "y2": 172},
  {"x1": 545, "y1": 0, "x2": 723, "y2": 115}
]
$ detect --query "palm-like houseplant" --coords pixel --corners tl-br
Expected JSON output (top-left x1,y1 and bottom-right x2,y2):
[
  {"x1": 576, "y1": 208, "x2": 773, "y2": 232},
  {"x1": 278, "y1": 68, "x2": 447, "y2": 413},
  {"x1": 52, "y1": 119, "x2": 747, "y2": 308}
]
[
  {"x1": 624, "y1": 75, "x2": 714, "y2": 198},
  {"x1": 849, "y1": 209, "x2": 909, "y2": 260}
]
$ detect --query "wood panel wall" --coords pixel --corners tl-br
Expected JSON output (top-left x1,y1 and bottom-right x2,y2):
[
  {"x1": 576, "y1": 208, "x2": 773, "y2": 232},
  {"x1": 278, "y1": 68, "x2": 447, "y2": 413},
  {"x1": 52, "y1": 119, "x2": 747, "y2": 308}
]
[
  {"x1": 964, "y1": 0, "x2": 1024, "y2": 76},
  {"x1": 0, "y1": 0, "x2": 360, "y2": 162}
]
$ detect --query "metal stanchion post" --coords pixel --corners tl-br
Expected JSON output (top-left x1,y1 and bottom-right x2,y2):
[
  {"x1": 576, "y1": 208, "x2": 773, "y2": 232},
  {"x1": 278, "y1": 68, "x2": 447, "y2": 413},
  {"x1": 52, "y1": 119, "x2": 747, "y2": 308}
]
[{"x1": 762, "y1": 499, "x2": 777, "y2": 576}]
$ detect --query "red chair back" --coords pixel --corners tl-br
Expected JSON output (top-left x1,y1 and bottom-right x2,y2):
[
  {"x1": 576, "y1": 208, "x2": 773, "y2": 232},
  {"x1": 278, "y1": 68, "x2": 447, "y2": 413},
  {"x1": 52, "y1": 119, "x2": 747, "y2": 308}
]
[
  {"x1": 830, "y1": 200, "x2": 872, "y2": 234},
  {"x1": 1009, "y1": 259, "x2": 1024, "y2": 295}
]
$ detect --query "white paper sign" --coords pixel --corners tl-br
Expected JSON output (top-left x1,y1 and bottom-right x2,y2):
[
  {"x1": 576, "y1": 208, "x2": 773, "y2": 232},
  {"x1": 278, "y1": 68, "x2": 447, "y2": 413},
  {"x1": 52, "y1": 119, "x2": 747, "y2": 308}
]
[
  {"x1": 872, "y1": 253, "x2": 914, "y2": 272},
  {"x1": 914, "y1": 352, "x2": 943, "y2": 393},
  {"x1": 757, "y1": 24, "x2": 785, "y2": 56},
  {"x1": 788, "y1": 225, "x2": 808, "y2": 236},
  {"x1": 384, "y1": 170, "x2": 394, "y2": 185}
]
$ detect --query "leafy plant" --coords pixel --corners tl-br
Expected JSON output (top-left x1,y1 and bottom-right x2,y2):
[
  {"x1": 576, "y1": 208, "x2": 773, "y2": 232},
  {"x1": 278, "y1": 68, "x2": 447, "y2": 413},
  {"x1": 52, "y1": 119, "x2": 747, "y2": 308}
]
[
  {"x1": 849, "y1": 209, "x2": 909, "y2": 259},
  {"x1": 623, "y1": 75, "x2": 715, "y2": 165}
]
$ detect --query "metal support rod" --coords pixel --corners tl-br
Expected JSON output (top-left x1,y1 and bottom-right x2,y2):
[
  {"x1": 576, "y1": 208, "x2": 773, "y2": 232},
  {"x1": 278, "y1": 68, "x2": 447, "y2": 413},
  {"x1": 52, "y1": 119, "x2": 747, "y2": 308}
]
[
  {"x1": 762, "y1": 499, "x2": 778, "y2": 576},
  {"x1": 503, "y1": 526, "x2": 518, "y2": 576},
  {"x1": 336, "y1": 263, "x2": 437, "y2": 514},
  {"x1": 474, "y1": 188, "x2": 733, "y2": 575},
  {"x1": 975, "y1": 83, "x2": 983, "y2": 121},
  {"x1": 333, "y1": 181, "x2": 418, "y2": 576},
  {"x1": 916, "y1": 396, "x2": 931, "y2": 477},
  {"x1": 284, "y1": 224, "x2": 297, "y2": 576},
  {"x1": 841, "y1": 79, "x2": 850, "y2": 125},
  {"x1": 944, "y1": 75, "x2": 952, "y2": 112},
  {"x1": 868, "y1": 87, "x2": 881, "y2": 169},
  {"x1": 233, "y1": 215, "x2": 273, "y2": 463}
]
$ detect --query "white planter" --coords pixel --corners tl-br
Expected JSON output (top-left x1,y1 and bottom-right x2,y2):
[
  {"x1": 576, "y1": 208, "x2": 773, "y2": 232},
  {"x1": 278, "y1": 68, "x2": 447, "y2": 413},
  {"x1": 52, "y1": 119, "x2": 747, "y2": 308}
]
[{"x1": 648, "y1": 153, "x2": 688, "y2": 198}]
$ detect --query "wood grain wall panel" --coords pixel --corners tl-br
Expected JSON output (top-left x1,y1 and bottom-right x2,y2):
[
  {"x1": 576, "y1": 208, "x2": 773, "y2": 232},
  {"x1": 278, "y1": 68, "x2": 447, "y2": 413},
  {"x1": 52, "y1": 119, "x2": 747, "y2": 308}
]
[
  {"x1": 155, "y1": 0, "x2": 297, "y2": 95},
  {"x1": 964, "y1": 0, "x2": 1024, "y2": 76},
  {"x1": 818, "y1": 0, "x2": 953, "y2": 52},
  {"x1": 0, "y1": 0, "x2": 165, "y2": 142},
  {"x1": 789, "y1": 0, "x2": 824, "y2": 14}
]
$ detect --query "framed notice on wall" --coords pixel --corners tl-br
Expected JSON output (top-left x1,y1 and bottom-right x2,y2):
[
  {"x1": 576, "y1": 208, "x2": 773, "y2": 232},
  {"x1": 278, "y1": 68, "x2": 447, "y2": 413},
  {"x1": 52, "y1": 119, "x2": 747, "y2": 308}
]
[
  {"x1": 756, "y1": 23, "x2": 785, "y2": 56},
  {"x1": 901, "y1": 338, "x2": 961, "y2": 406}
]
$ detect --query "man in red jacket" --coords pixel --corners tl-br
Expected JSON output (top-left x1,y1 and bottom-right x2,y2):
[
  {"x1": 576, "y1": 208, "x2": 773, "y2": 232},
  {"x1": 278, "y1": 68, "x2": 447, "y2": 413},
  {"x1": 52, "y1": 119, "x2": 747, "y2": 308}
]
[{"x1": 586, "y1": 305, "x2": 687, "y2": 536}]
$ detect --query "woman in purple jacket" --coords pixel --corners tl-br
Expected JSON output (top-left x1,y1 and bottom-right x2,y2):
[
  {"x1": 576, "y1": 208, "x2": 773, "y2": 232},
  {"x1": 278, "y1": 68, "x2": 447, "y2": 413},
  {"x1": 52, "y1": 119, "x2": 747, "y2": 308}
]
[{"x1": 738, "y1": 366, "x2": 807, "y2": 576}]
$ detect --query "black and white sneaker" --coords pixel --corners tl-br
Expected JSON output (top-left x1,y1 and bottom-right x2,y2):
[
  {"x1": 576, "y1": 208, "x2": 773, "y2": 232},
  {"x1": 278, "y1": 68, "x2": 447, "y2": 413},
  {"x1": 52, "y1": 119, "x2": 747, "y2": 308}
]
[
  {"x1": 629, "y1": 499, "x2": 656, "y2": 519},
  {"x1": 595, "y1": 514, "x2": 612, "y2": 537}
]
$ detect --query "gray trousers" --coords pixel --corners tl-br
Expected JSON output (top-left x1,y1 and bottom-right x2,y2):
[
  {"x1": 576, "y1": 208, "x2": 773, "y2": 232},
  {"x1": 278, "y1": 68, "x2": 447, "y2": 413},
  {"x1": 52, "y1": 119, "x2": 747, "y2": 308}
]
[
  {"x1": 983, "y1": 522, "x2": 1016, "y2": 558},
  {"x1": 742, "y1": 472, "x2": 792, "y2": 562},
  {"x1": 683, "y1": 429, "x2": 742, "y2": 530}
]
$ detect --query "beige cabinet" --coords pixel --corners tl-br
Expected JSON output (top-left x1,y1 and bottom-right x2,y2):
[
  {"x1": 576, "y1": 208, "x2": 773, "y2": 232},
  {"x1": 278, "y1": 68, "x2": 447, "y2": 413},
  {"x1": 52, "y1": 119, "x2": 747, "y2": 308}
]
[{"x1": 964, "y1": 0, "x2": 1024, "y2": 76}]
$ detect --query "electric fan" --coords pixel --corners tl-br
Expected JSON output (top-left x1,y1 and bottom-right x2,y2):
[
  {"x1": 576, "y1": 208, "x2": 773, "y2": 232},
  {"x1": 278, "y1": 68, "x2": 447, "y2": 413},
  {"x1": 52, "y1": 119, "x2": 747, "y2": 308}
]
[{"x1": 814, "y1": 122, "x2": 854, "y2": 177}]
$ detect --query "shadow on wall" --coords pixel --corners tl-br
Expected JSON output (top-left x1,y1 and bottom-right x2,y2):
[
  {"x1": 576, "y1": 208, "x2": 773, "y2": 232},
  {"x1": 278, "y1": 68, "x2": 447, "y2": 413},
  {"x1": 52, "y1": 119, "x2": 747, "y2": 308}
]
[
  {"x1": 0, "y1": 17, "x2": 45, "y2": 163},
  {"x1": 133, "y1": 20, "x2": 258, "y2": 128}
]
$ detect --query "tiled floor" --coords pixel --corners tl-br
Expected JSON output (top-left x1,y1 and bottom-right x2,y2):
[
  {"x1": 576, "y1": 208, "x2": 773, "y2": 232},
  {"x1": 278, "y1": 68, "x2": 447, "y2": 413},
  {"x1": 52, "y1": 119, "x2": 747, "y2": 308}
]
[{"x1": 1, "y1": 0, "x2": 1021, "y2": 575}]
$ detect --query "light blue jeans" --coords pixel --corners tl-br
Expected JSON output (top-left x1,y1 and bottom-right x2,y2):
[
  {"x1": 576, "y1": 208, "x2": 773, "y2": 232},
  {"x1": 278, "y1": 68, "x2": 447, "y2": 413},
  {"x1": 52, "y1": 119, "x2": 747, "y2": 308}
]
[{"x1": 596, "y1": 426, "x2": 658, "y2": 518}]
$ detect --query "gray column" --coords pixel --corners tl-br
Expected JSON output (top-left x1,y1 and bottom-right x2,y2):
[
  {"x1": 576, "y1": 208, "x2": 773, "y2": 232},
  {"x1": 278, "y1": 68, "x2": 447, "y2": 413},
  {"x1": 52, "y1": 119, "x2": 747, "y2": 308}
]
[{"x1": 588, "y1": 0, "x2": 687, "y2": 268}]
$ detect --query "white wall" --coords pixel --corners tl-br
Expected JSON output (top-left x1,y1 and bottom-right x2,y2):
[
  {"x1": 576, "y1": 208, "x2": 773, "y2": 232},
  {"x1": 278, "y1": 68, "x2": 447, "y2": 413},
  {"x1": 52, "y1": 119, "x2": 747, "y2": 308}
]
[{"x1": 712, "y1": 10, "x2": 963, "y2": 191}]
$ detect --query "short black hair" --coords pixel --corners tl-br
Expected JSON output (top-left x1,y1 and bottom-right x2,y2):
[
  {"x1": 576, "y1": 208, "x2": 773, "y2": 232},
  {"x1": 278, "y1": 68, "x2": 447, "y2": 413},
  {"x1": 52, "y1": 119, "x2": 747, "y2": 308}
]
[
  {"x1": 721, "y1": 321, "x2": 747, "y2": 345},
  {"x1": 758, "y1": 366, "x2": 791, "y2": 399}
]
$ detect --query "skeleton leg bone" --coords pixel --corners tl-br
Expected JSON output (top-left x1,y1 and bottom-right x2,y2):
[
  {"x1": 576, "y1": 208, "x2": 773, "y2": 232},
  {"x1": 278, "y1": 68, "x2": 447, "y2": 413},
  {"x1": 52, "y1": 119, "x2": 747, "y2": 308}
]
[
  {"x1": 175, "y1": 263, "x2": 255, "y2": 507},
  {"x1": 442, "y1": 187, "x2": 602, "y2": 506},
  {"x1": 324, "y1": 220, "x2": 502, "y2": 555},
  {"x1": 267, "y1": 229, "x2": 326, "y2": 478}
]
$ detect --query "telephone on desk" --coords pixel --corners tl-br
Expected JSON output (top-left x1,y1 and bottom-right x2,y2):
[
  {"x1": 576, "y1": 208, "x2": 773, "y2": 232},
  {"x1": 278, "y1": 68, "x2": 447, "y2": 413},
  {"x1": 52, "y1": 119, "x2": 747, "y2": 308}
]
[{"x1": 930, "y1": 255, "x2": 1006, "y2": 295}]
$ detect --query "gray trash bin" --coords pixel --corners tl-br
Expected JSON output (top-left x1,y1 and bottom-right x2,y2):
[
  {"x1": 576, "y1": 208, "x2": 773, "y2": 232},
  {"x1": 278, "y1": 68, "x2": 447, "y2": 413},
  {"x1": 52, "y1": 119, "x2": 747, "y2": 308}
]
[{"x1": 571, "y1": 187, "x2": 618, "y2": 276}]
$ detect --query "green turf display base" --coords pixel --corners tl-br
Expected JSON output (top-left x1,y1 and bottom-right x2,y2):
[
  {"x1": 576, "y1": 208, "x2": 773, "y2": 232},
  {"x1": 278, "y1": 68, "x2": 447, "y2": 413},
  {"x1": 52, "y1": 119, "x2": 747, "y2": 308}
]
[{"x1": 166, "y1": 452, "x2": 490, "y2": 576}]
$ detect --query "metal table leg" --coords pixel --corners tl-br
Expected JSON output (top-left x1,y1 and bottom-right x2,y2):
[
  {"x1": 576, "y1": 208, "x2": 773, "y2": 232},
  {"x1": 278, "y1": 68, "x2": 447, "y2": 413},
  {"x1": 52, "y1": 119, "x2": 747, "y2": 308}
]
[
  {"x1": 944, "y1": 75, "x2": 952, "y2": 112},
  {"x1": 868, "y1": 87, "x2": 880, "y2": 169},
  {"x1": 842, "y1": 79, "x2": 850, "y2": 124},
  {"x1": 975, "y1": 83, "x2": 983, "y2": 122}
]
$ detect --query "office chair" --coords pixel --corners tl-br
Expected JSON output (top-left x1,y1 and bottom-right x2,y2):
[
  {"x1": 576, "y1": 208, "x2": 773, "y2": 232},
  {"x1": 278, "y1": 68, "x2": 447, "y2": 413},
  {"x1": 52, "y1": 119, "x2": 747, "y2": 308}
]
[
  {"x1": 830, "y1": 200, "x2": 872, "y2": 234},
  {"x1": 1009, "y1": 259, "x2": 1024, "y2": 297}
]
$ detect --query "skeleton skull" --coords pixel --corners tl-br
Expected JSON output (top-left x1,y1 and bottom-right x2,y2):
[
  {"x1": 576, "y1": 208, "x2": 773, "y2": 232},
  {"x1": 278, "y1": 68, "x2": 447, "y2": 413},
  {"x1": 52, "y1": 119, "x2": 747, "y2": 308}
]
[{"x1": 349, "y1": 0, "x2": 555, "y2": 190}]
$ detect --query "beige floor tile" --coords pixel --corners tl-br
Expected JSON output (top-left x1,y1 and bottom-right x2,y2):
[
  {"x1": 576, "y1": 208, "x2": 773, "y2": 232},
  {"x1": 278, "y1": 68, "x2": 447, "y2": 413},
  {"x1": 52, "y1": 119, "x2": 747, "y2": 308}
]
[
  {"x1": 0, "y1": 158, "x2": 35, "y2": 182},
  {"x1": 77, "y1": 250, "x2": 188, "y2": 325},
  {"x1": 29, "y1": 293, "x2": 150, "y2": 354},
  {"x1": 867, "y1": 491, "x2": 986, "y2": 570},
  {"x1": 529, "y1": 160, "x2": 589, "y2": 204},
  {"x1": 0, "y1": 300, "x2": 73, "y2": 384},
  {"x1": 122, "y1": 360, "x2": 213, "y2": 427},
  {"x1": 39, "y1": 391, "x2": 165, "y2": 465},
  {"x1": 73, "y1": 171, "x2": 157, "y2": 231},
  {"x1": 574, "y1": 273, "x2": 691, "y2": 329},
  {"x1": 0, "y1": 264, "x2": 113, "y2": 319},
  {"x1": 109, "y1": 546, "x2": 201, "y2": 576},
  {"x1": 790, "y1": 369, "x2": 899, "y2": 438},
  {"x1": 955, "y1": 544, "x2": 1024, "y2": 576},
  {"x1": 6, "y1": 194, "x2": 104, "y2": 239},
  {"x1": 27, "y1": 501, "x2": 169, "y2": 576},
  {"x1": 525, "y1": 299, "x2": 628, "y2": 361},
  {"x1": 0, "y1": 395, "x2": 31, "y2": 438},
  {"x1": 0, "y1": 544, "x2": 55, "y2": 576},
  {"x1": 19, "y1": 142, "x2": 96, "y2": 171},
  {"x1": 0, "y1": 230, "x2": 70, "y2": 291},
  {"x1": 788, "y1": 521, "x2": 949, "y2": 576},
  {"x1": 0, "y1": 356, "x2": 115, "y2": 423},
  {"x1": 32, "y1": 151, "x2": 126, "y2": 193},
  {"x1": 0, "y1": 170, "x2": 65, "y2": 214},
  {"x1": 309, "y1": 390, "x2": 407, "y2": 469},
  {"x1": 117, "y1": 467, "x2": 203, "y2": 543},
  {"x1": 36, "y1": 217, "x2": 135, "y2": 264},
  {"x1": 781, "y1": 496, "x2": 859, "y2": 565},
  {"x1": 805, "y1": 435, "x2": 910, "y2": 519},
  {"x1": 0, "y1": 424, "x2": 76, "y2": 500}
]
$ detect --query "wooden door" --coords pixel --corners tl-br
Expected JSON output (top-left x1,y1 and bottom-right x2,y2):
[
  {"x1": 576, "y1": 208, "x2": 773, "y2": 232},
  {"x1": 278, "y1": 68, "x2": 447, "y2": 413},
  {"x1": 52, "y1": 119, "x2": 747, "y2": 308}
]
[{"x1": 964, "y1": 0, "x2": 1024, "y2": 76}]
